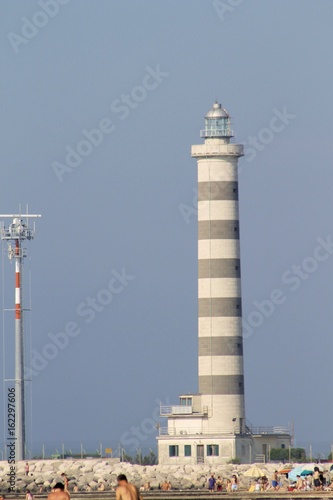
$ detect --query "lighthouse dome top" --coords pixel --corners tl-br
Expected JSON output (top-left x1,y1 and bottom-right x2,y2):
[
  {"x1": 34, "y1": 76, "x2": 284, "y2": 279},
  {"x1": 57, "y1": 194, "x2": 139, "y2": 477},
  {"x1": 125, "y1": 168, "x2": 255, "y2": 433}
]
[
  {"x1": 200, "y1": 100, "x2": 233, "y2": 139},
  {"x1": 205, "y1": 101, "x2": 230, "y2": 119}
]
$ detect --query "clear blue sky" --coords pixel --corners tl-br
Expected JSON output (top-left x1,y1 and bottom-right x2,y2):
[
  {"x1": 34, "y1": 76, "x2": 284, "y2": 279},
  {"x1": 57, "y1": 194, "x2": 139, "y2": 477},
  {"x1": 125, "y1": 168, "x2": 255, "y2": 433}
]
[{"x1": 0, "y1": 0, "x2": 332, "y2": 458}]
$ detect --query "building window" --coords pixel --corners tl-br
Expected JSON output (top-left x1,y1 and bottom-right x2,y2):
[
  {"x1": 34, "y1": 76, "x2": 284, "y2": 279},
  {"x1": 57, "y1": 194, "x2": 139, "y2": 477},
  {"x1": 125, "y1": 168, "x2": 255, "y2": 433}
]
[
  {"x1": 180, "y1": 397, "x2": 192, "y2": 406},
  {"x1": 207, "y1": 444, "x2": 219, "y2": 456},
  {"x1": 169, "y1": 445, "x2": 179, "y2": 457},
  {"x1": 281, "y1": 444, "x2": 286, "y2": 449},
  {"x1": 184, "y1": 445, "x2": 191, "y2": 457}
]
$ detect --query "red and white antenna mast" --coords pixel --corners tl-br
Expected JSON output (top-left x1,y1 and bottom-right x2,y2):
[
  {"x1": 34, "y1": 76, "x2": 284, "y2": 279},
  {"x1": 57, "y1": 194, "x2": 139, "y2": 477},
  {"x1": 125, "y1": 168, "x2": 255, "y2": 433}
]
[{"x1": 0, "y1": 211, "x2": 41, "y2": 460}]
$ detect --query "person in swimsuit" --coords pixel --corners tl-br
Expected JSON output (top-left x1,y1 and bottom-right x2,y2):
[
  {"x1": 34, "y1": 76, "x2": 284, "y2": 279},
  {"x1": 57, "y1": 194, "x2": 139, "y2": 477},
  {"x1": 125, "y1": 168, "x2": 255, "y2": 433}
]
[
  {"x1": 61, "y1": 474, "x2": 69, "y2": 493},
  {"x1": 313, "y1": 467, "x2": 322, "y2": 491},
  {"x1": 216, "y1": 476, "x2": 223, "y2": 491},
  {"x1": 48, "y1": 483, "x2": 70, "y2": 500},
  {"x1": 231, "y1": 475, "x2": 238, "y2": 491},
  {"x1": 272, "y1": 471, "x2": 280, "y2": 491},
  {"x1": 116, "y1": 474, "x2": 142, "y2": 500},
  {"x1": 26, "y1": 490, "x2": 33, "y2": 500}
]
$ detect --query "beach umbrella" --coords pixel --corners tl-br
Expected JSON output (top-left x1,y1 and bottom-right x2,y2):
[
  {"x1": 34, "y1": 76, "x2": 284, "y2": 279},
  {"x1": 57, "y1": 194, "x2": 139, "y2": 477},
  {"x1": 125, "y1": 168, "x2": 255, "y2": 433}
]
[
  {"x1": 289, "y1": 464, "x2": 323, "y2": 482},
  {"x1": 300, "y1": 470, "x2": 313, "y2": 476},
  {"x1": 244, "y1": 466, "x2": 265, "y2": 478},
  {"x1": 279, "y1": 468, "x2": 293, "y2": 474},
  {"x1": 288, "y1": 466, "x2": 306, "y2": 482}
]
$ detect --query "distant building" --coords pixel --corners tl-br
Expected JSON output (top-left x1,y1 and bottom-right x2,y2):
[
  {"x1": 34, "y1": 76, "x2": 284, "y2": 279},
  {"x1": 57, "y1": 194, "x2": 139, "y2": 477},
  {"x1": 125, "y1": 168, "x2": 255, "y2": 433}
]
[{"x1": 157, "y1": 102, "x2": 291, "y2": 464}]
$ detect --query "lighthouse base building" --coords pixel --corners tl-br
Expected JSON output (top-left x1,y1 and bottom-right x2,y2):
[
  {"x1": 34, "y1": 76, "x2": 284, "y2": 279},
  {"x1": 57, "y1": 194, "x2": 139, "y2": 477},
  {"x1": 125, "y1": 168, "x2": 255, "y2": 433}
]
[
  {"x1": 157, "y1": 395, "x2": 291, "y2": 464},
  {"x1": 157, "y1": 102, "x2": 291, "y2": 465}
]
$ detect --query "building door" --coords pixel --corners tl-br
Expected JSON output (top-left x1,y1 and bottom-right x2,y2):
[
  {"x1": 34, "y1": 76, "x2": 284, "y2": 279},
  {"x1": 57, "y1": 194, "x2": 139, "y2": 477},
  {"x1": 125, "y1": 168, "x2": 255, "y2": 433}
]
[
  {"x1": 262, "y1": 444, "x2": 267, "y2": 462},
  {"x1": 197, "y1": 445, "x2": 204, "y2": 464}
]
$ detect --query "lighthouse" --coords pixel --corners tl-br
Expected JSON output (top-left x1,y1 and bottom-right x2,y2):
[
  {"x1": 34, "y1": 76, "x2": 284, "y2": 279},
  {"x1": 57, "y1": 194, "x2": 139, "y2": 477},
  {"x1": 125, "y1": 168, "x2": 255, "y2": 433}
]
[
  {"x1": 157, "y1": 102, "x2": 291, "y2": 465},
  {"x1": 193, "y1": 101, "x2": 245, "y2": 435}
]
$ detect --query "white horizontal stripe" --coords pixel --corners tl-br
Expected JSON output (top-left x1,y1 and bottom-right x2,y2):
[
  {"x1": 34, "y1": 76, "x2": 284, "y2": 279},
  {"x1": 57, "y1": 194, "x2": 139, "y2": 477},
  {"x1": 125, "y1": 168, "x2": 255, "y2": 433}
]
[
  {"x1": 198, "y1": 317, "x2": 243, "y2": 337},
  {"x1": 200, "y1": 394, "x2": 245, "y2": 416},
  {"x1": 15, "y1": 289, "x2": 20, "y2": 304},
  {"x1": 198, "y1": 239, "x2": 240, "y2": 259},
  {"x1": 199, "y1": 355, "x2": 244, "y2": 376},
  {"x1": 198, "y1": 278, "x2": 241, "y2": 298},
  {"x1": 198, "y1": 160, "x2": 238, "y2": 182},
  {"x1": 198, "y1": 200, "x2": 239, "y2": 221}
]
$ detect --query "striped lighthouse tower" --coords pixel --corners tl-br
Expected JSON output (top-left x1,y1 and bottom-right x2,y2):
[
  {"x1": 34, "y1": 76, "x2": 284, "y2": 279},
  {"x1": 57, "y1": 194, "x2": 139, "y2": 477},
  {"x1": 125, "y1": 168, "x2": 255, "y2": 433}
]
[{"x1": 191, "y1": 102, "x2": 245, "y2": 435}]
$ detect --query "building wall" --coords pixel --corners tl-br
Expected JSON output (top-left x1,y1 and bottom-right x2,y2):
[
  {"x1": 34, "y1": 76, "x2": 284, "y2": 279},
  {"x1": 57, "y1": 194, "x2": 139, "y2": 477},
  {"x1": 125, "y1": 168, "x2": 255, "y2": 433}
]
[
  {"x1": 252, "y1": 435, "x2": 292, "y2": 462},
  {"x1": 157, "y1": 435, "x2": 253, "y2": 465},
  {"x1": 157, "y1": 434, "x2": 291, "y2": 465}
]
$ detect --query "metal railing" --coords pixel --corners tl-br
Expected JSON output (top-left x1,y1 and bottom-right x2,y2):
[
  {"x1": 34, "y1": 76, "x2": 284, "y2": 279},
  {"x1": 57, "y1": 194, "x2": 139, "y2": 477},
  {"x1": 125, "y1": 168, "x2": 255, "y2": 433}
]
[
  {"x1": 160, "y1": 405, "x2": 192, "y2": 415},
  {"x1": 160, "y1": 405, "x2": 208, "y2": 416},
  {"x1": 1, "y1": 227, "x2": 34, "y2": 240},
  {"x1": 250, "y1": 426, "x2": 290, "y2": 435},
  {"x1": 160, "y1": 424, "x2": 290, "y2": 437},
  {"x1": 245, "y1": 418, "x2": 290, "y2": 435},
  {"x1": 159, "y1": 427, "x2": 233, "y2": 436},
  {"x1": 200, "y1": 129, "x2": 234, "y2": 138}
]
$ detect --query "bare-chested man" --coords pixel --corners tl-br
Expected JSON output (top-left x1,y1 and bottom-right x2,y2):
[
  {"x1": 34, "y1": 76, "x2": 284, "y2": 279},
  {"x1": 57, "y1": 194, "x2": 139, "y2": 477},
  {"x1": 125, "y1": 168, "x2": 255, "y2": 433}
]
[
  {"x1": 116, "y1": 474, "x2": 141, "y2": 500},
  {"x1": 48, "y1": 483, "x2": 70, "y2": 500}
]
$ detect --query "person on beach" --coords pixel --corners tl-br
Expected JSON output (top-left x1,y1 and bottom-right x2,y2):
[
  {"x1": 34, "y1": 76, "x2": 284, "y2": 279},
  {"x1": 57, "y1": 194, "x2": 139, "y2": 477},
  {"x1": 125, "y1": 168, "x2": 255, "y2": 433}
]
[
  {"x1": 231, "y1": 475, "x2": 238, "y2": 491},
  {"x1": 25, "y1": 463, "x2": 30, "y2": 476},
  {"x1": 295, "y1": 475, "x2": 304, "y2": 490},
  {"x1": 226, "y1": 479, "x2": 231, "y2": 493},
  {"x1": 313, "y1": 467, "x2": 322, "y2": 490},
  {"x1": 208, "y1": 473, "x2": 216, "y2": 492},
  {"x1": 272, "y1": 470, "x2": 280, "y2": 491},
  {"x1": 61, "y1": 474, "x2": 69, "y2": 492},
  {"x1": 26, "y1": 490, "x2": 33, "y2": 500},
  {"x1": 304, "y1": 476, "x2": 312, "y2": 491},
  {"x1": 143, "y1": 482, "x2": 150, "y2": 491},
  {"x1": 161, "y1": 481, "x2": 171, "y2": 491},
  {"x1": 48, "y1": 482, "x2": 70, "y2": 500},
  {"x1": 319, "y1": 471, "x2": 326, "y2": 489},
  {"x1": 116, "y1": 474, "x2": 141, "y2": 500},
  {"x1": 216, "y1": 476, "x2": 223, "y2": 491}
]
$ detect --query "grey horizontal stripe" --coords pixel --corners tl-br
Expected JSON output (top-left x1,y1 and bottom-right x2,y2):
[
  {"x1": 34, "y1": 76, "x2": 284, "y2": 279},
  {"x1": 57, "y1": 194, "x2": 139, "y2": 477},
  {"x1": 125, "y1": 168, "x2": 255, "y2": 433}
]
[
  {"x1": 198, "y1": 220, "x2": 239, "y2": 240},
  {"x1": 198, "y1": 181, "x2": 238, "y2": 201},
  {"x1": 199, "y1": 375, "x2": 244, "y2": 395},
  {"x1": 199, "y1": 298, "x2": 242, "y2": 317},
  {"x1": 198, "y1": 259, "x2": 240, "y2": 279},
  {"x1": 198, "y1": 336, "x2": 243, "y2": 356}
]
